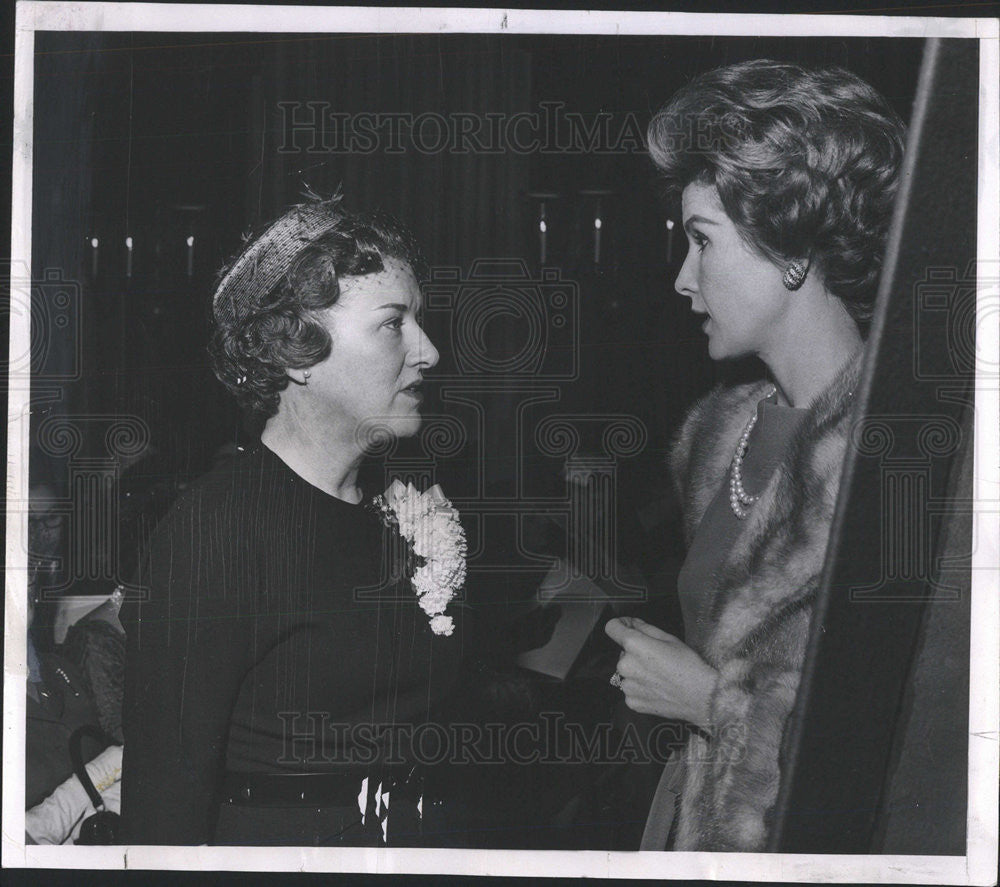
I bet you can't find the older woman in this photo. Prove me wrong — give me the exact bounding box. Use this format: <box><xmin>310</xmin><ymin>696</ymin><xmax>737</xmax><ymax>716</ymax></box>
<box><xmin>606</xmin><ymin>60</ymin><xmax>904</xmax><ymax>851</ymax></box>
<box><xmin>122</xmin><ymin>195</ymin><xmax>466</xmax><ymax>846</ymax></box>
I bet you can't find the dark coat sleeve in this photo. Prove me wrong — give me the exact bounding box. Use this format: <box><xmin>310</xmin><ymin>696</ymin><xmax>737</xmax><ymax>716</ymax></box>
<box><xmin>121</xmin><ymin>487</ymin><xmax>254</xmax><ymax>845</ymax></box>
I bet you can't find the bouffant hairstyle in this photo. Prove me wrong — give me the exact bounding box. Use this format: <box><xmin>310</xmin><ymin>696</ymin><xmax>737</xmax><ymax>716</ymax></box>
<box><xmin>209</xmin><ymin>194</ymin><xmax>426</xmax><ymax>418</ymax></box>
<box><xmin>647</xmin><ymin>59</ymin><xmax>905</xmax><ymax>329</ymax></box>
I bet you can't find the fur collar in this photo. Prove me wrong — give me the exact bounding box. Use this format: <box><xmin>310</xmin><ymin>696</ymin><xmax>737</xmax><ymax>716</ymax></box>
<box><xmin>669</xmin><ymin>353</ymin><xmax>864</xmax><ymax>664</ymax></box>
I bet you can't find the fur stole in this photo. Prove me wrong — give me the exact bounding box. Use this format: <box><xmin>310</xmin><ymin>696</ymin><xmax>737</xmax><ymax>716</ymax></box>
<box><xmin>669</xmin><ymin>354</ymin><xmax>863</xmax><ymax>852</ymax></box>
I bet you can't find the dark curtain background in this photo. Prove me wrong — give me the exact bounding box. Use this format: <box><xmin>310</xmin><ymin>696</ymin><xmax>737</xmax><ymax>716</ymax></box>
<box><xmin>29</xmin><ymin>32</ymin><xmax>924</xmax><ymax>605</ymax></box>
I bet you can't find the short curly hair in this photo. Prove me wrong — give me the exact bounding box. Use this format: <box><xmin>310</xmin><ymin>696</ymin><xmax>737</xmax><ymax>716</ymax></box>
<box><xmin>647</xmin><ymin>59</ymin><xmax>905</xmax><ymax>329</ymax></box>
<box><xmin>209</xmin><ymin>195</ymin><xmax>426</xmax><ymax>418</ymax></box>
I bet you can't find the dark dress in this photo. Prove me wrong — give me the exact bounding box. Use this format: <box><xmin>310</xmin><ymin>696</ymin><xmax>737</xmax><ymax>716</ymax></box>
<box><xmin>676</xmin><ymin>394</ymin><xmax>810</xmax><ymax>647</ymax></box>
<box><xmin>121</xmin><ymin>444</ymin><xmax>470</xmax><ymax>845</ymax></box>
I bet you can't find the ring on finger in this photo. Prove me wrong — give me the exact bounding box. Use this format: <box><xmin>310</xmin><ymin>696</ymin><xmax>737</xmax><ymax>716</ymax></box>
<box><xmin>609</xmin><ymin>672</ymin><xmax>624</xmax><ymax>690</ymax></box>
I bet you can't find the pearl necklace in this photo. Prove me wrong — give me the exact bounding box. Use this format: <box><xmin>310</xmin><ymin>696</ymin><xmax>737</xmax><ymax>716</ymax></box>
<box><xmin>729</xmin><ymin>384</ymin><xmax>776</xmax><ymax>520</ymax></box>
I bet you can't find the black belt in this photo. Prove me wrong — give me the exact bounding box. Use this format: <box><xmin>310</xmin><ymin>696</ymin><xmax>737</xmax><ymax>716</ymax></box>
<box><xmin>221</xmin><ymin>768</ymin><xmax>420</xmax><ymax>808</ymax></box>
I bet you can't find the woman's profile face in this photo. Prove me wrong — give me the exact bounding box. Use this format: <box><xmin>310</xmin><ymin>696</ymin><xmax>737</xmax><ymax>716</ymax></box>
<box><xmin>300</xmin><ymin>257</ymin><xmax>439</xmax><ymax>447</ymax></box>
<box><xmin>675</xmin><ymin>181</ymin><xmax>793</xmax><ymax>362</ymax></box>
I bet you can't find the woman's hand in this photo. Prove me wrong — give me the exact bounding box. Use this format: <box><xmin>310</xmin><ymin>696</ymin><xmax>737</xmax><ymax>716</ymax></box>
<box><xmin>605</xmin><ymin>616</ymin><xmax>718</xmax><ymax>729</ymax></box>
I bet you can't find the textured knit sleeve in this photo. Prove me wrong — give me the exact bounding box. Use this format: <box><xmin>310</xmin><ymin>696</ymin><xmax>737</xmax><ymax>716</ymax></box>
<box><xmin>121</xmin><ymin>485</ymin><xmax>255</xmax><ymax>845</ymax></box>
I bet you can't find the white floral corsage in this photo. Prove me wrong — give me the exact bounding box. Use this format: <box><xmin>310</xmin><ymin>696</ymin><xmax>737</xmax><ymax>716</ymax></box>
<box><xmin>370</xmin><ymin>480</ymin><xmax>467</xmax><ymax>636</ymax></box>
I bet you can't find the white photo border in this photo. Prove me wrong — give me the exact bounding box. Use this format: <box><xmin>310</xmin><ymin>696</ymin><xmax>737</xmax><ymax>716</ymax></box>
<box><xmin>5</xmin><ymin>4</ymin><xmax>998</xmax><ymax>882</ymax></box>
